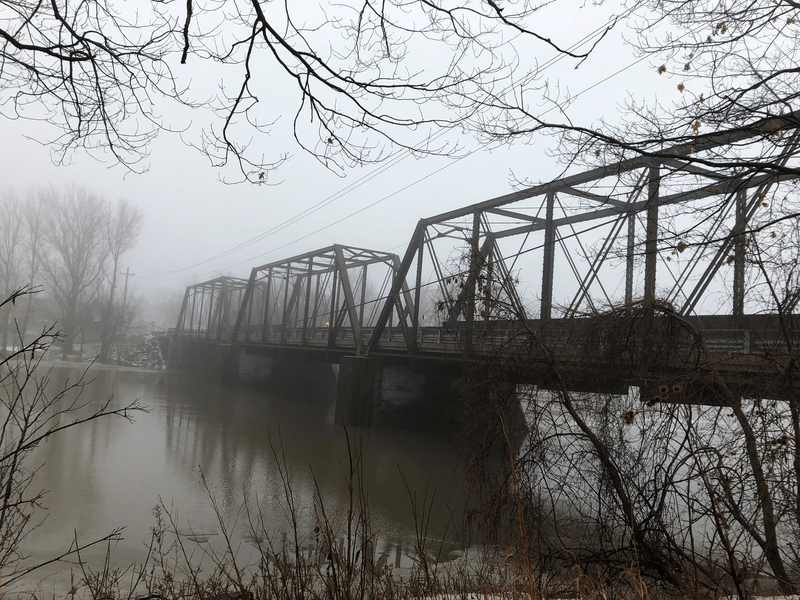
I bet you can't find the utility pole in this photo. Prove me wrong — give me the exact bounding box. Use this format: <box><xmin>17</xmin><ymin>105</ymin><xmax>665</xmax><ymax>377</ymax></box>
<box><xmin>117</xmin><ymin>267</ymin><xmax>135</xmax><ymax>364</ymax></box>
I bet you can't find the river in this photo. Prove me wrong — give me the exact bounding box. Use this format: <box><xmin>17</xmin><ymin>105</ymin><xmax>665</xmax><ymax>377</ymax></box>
<box><xmin>14</xmin><ymin>364</ymin><xmax>470</xmax><ymax>593</ymax></box>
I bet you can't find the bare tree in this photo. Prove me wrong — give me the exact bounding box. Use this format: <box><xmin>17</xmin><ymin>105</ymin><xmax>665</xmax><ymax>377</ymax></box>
<box><xmin>97</xmin><ymin>200</ymin><xmax>144</xmax><ymax>363</ymax></box>
<box><xmin>492</xmin><ymin>0</ymin><xmax>800</xmax><ymax>212</ymax></box>
<box><xmin>0</xmin><ymin>287</ymin><xmax>146</xmax><ymax>587</ymax></box>
<box><xmin>40</xmin><ymin>186</ymin><xmax>109</xmax><ymax>358</ymax></box>
<box><xmin>0</xmin><ymin>0</ymin><xmax>175</xmax><ymax>171</ymax></box>
<box><xmin>0</xmin><ymin>0</ymin><xmax>611</xmax><ymax>182</ymax></box>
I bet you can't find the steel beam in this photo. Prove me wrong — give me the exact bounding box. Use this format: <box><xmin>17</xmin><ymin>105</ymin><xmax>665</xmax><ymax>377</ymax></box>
<box><xmin>189</xmin><ymin>289</ymin><xmax>197</xmax><ymax>333</ymax></box>
<box><xmin>358</xmin><ymin>264</ymin><xmax>367</xmax><ymax>326</ymax></box>
<box><xmin>566</xmin><ymin>213</ymin><xmax>627</xmax><ymax>316</ymax></box>
<box><xmin>734</xmin><ymin>189</ymin><xmax>746</xmax><ymax>319</ymax></box>
<box><xmin>446</xmin><ymin>236</ymin><xmax>493</xmax><ymax>327</ymax></box>
<box><xmin>417</xmin><ymin>110</ymin><xmax>800</xmax><ymax>228</ymax></box>
<box><xmin>541</xmin><ymin>193</ymin><xmax>555</xmax><ymax>324</ymax></box>
<box><xmin>328</xmin><ymin>270</ymin><xmax>338</xmax><ymax>348</ymax></box>
<box><xmin>464</xmin><ymin>211</ymin><xmax>482</xmax><ymax>353</ymax></box>
<box><xmin>280</xmin><ymin>273</ymin><xmax>291</xmax><ymax>344</ymax></box>
<box><xmin>217</xmin><ymin>278</ymin><xmax>230</xmax><ymax>342</ymax></box>
<box><xmin>456</xmin><ymin>171</ymin><xmax>797</xmax><ymax>243</ymax></box>
<box><xmin>644</xmin><ymin>166</ymin><xmax>660</xmax><ymax>302</ymax></box>
<box><xmin>302</xmin><ymin>259</ymin><xmax>313</xmax><ymax>345</ymax></box>
<box><xmin>679</xmin><ymin>130</ymin><xmax>800</xmax><ymax>315</ymax></box>
<box><xmin>626</xmin><ymin>213</ymin><xmax>635</xmax><ymax>305</ymax></box>
<box><xmin>205</xmin><ymin>286</ymin><xmax>216</xmax><ymax>340</ymax></box>
<box><xmin>366</xmin><ymin>221</ymin><xmax>424</xmax><ymax>354</ymax></box>
<box><xmin>175</xmin><ymin>288</ymin><xmax>190</xmax><ymax>333</ymax></box>
<box><xmin>411</xmin><ymin>241</ymin><xmax>424</xmax><ymax>351</ymax></box>
<box><xmin>262</xmin><ymin>268</ymin><xmax>273</xmax><ymax>343</ymax></box>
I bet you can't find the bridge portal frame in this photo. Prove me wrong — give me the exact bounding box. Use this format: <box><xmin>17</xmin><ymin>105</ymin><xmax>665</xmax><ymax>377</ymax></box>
<box><xmin>175</xmin><ymin>276</ymin><xmax>251</xmax><ymax>342</ymax></box>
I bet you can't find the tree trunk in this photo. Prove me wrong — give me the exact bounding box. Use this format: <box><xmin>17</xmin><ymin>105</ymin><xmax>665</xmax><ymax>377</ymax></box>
<box><xmin>19</xmin><ymin>292</ymin><xmax>33</xmax><ymax>347</ymax></box>
<box><xmin>0</xmin><ymin>305</ymin><xmax>9</xmax><ymax>356</ymax></box>
<box><xmin>62</xmin><ymin>294</ymin><xmax>77</xmax><ymax>358</ymax></box>
<box><xmin>99</xmin><ymin>271</ymin><xmax>118</xmax><ymax>363</ymax></box>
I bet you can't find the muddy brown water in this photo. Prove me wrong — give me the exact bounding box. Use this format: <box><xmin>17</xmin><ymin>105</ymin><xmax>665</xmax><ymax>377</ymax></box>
<box><xmin>12</xmin><ymin>364</ymin><xmax>470</xmax><ymax>592</ymax></box>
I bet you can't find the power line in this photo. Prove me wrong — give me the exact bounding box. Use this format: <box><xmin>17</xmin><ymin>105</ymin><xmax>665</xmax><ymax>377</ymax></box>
<box><xmin>201</xmin><ymin>155</ymin><xmax>472</xmax><ymax>273</ymax></box>
<box><xmin>145</xmin><ymin>9</ymin><xmax>630</xmax><ymax>279</ymax></box>
<box><xmin>186</xmin><ymin>46</ymin><xmax>655</xmax><ymax>280</ymax></box>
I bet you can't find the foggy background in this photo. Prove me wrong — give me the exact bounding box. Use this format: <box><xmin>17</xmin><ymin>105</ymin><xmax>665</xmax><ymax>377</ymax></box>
<box><xmin>0</xmin><ymin>0</ymin><xmax>678</xmax><ymax>331</ymax></box>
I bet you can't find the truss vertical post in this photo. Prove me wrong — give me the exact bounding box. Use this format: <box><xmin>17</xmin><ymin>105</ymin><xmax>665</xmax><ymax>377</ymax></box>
<box><xmin>388</xmin><ymin>272</ymin><xmax>393</xmax><ymax>331</ymax></box>
<box><xmin>219</xmin><ymin>279</ymin><xmax>231</xmax><ymax>342</ymax></box>
<box><xmin>541</xmin><ymin>192</ymin><xmax>556</xmax><ymax>327</ymax></box>
<box><xmin>262</xmin><ymin>269</ymin><xmax>272</xmax><ymax>343</ymax></box>
<box><xmin>626</xmin><ymin>212</ymin><xmax>635</xmax><ymax>305</ymax></box>
<box><xmin>189</xmin><ymin>290</ymin><xmax>198</xmax><ymax>333</ymax></box>
<box><xmin>280</xmin><ymin>271</ymin><xmax>290</xmax><ymax>344</ymax></box>
<box><xmin>245</xmin><ymin>285</ymin><xmax>254</xmax><ymax>341</ymax></box>
<box><xmin>463</xmin><ymin>211</ymin><xmax>481</xmax><ymax>353</ymax></box>
<box><xmin>644</xmin><ymin>165</ymin><xmax>660</xmax><ymax>302</ymax></box>
<box><xmin>302</xmin><ymin>260</ymin><xmax>313</xmax><ymax>345</ymax></box>
<box><xmin>206</xmin><ymin>285</ymin><xmax>217</xmax><ymax>340</ymax></box>
<box><xmin>734</xmin><ymin>188</ymin><xmax>746</xmax><ymax>320</ymax></box>
<box><xmin>176</xmin><ymin>288</ymin><xmax>190</xmax><ymax>333</ymax></box>
<box><xmin>233</xmin><ymin>272</ymin><xmax>256</xmax><ymax>344</ymax></box>
<box><xmin>283</xmin><ymin>274</ymin><xmax>304</xmax><ymax>343</ymax></box>
<box><xmin>313</xmin><ymin>273</ymin><xmax>322</xmax><ymax>327</ymax></box>
<box><xmin>358</xmin><ymin>264</ymin><xmax>367</xmax><ymax>326</ymax></box>
<box><xmin>193</xmin><ymin>289</ymin><xmax>202</xmax><ymax>335</ymax></box>
<box><xmin>328</xmin><ymin>270</ymin><xmax>338</xmax><ymax>346</ymax></box>
<box><xmin>411</xmin><ymin>241</ymin><xmax>424</xmax><ymax>352</ymax></box>
<box><xmin>484</xmin><ymin>238</ymin><xmax>494</xmax><ymax>325</ymax></box>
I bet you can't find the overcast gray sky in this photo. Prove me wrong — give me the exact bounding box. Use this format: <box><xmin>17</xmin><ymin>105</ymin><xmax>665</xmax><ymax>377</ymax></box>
<box><xmin>0</xmin><ymin>0</ymin><xmax>679</xmax><ymax>306</ymax></box>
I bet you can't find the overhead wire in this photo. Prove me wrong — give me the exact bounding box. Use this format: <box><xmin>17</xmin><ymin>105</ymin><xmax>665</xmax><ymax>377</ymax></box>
<box><xmin>200</xmin><ymin>45</ymin><xmax>656</xmax><ymax>277</ymax></box>
<box><xmin>147</xmin><ymin>6</ymin><xmax>637</xmax><ymax>280</ymax></box>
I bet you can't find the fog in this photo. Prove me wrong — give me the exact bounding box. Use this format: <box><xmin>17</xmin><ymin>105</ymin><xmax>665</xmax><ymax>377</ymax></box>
<box><xmin>0</xmin><ymin>0</ymin><xmax>680</xmax><ymax>332</ymax></box>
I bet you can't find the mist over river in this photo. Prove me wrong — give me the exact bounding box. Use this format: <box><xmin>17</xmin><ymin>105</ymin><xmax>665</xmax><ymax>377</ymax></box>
<box><xmin>18</xmin><ymin>364</ymin><xmax>470</xmax><ymax>591</ymax></box>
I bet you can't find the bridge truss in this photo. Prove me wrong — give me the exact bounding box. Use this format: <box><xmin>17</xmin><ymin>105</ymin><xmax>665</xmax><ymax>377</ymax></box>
<box><xmin>366</xmin><ymin>113</ymin><xmax>800</xmax><ymax>354</ymax></box>
<box><xmin>176</xmin><ymin>245</ymin><xmax>411</xmax><ymax>352</ymax></box>
<box><xmin>175</xmin><ymin>276</ymin><xmax>251</xmax><ymax>342</ymax></box>
<box><xmin>173</xmin><ymin>113</ymin><xmax>800</xmax><ymax>360</ymax></box>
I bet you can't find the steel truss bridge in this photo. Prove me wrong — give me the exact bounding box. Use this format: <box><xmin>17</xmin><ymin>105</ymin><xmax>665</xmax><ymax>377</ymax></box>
<box><xmin>171</xmin><ymin>113</ymin><xmax>800</xmax><ymax>378</ymax></box>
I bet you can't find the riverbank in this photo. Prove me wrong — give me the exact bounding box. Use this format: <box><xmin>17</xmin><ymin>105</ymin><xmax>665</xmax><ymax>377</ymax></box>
<box><xmin>30</xmin><ymin>336</ymin><xmax>166</xmax><ymax>371</ymax></box>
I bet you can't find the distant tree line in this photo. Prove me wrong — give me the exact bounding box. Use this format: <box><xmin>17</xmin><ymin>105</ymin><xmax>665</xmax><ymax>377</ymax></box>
<box><xmin>0</xmin><ymin>186</ymin><xmax>144</xmax><ymax>361</ymax></box>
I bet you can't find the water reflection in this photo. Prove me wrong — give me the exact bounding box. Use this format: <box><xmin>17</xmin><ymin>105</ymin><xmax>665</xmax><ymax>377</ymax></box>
<box><xmin>21</xmin><ymin>365</ymin><xmax>468</xmax><ymax>581</ymax></box>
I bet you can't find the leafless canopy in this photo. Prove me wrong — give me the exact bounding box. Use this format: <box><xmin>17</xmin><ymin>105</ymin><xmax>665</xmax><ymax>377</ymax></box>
<box><xmin>508</xmin><ymin>0</ymin><xmax>800</xmax><ymax>183</ymax></box>
<box><xmin>0</xmin><ymin>0</ymin><xmax>610</xmax><ymax>182</ymax></box>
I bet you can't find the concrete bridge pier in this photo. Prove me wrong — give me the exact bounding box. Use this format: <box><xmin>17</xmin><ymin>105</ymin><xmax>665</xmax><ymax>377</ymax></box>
<box><xmin>335</xmin><ymin>356</ymin><xmax>526</xmax><ymax>449</ymax></box>
<box><xmin>335</xmin><ymin>356</ymin><xmax>381</xmax><ymax>426</ymax></box>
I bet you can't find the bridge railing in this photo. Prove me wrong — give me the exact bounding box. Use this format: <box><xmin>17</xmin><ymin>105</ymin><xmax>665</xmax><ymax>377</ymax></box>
<box><xmin>168</xmin><ymin>319</ymin><xmax>797</xmax><ymax>362</ymax></box>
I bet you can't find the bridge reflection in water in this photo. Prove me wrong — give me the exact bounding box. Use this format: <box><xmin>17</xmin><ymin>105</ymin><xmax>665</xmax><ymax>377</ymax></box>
<box><xmin>163</xmin><ymin>114</ymin><xmax>800</xmax><ymax>430</ymax></box>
